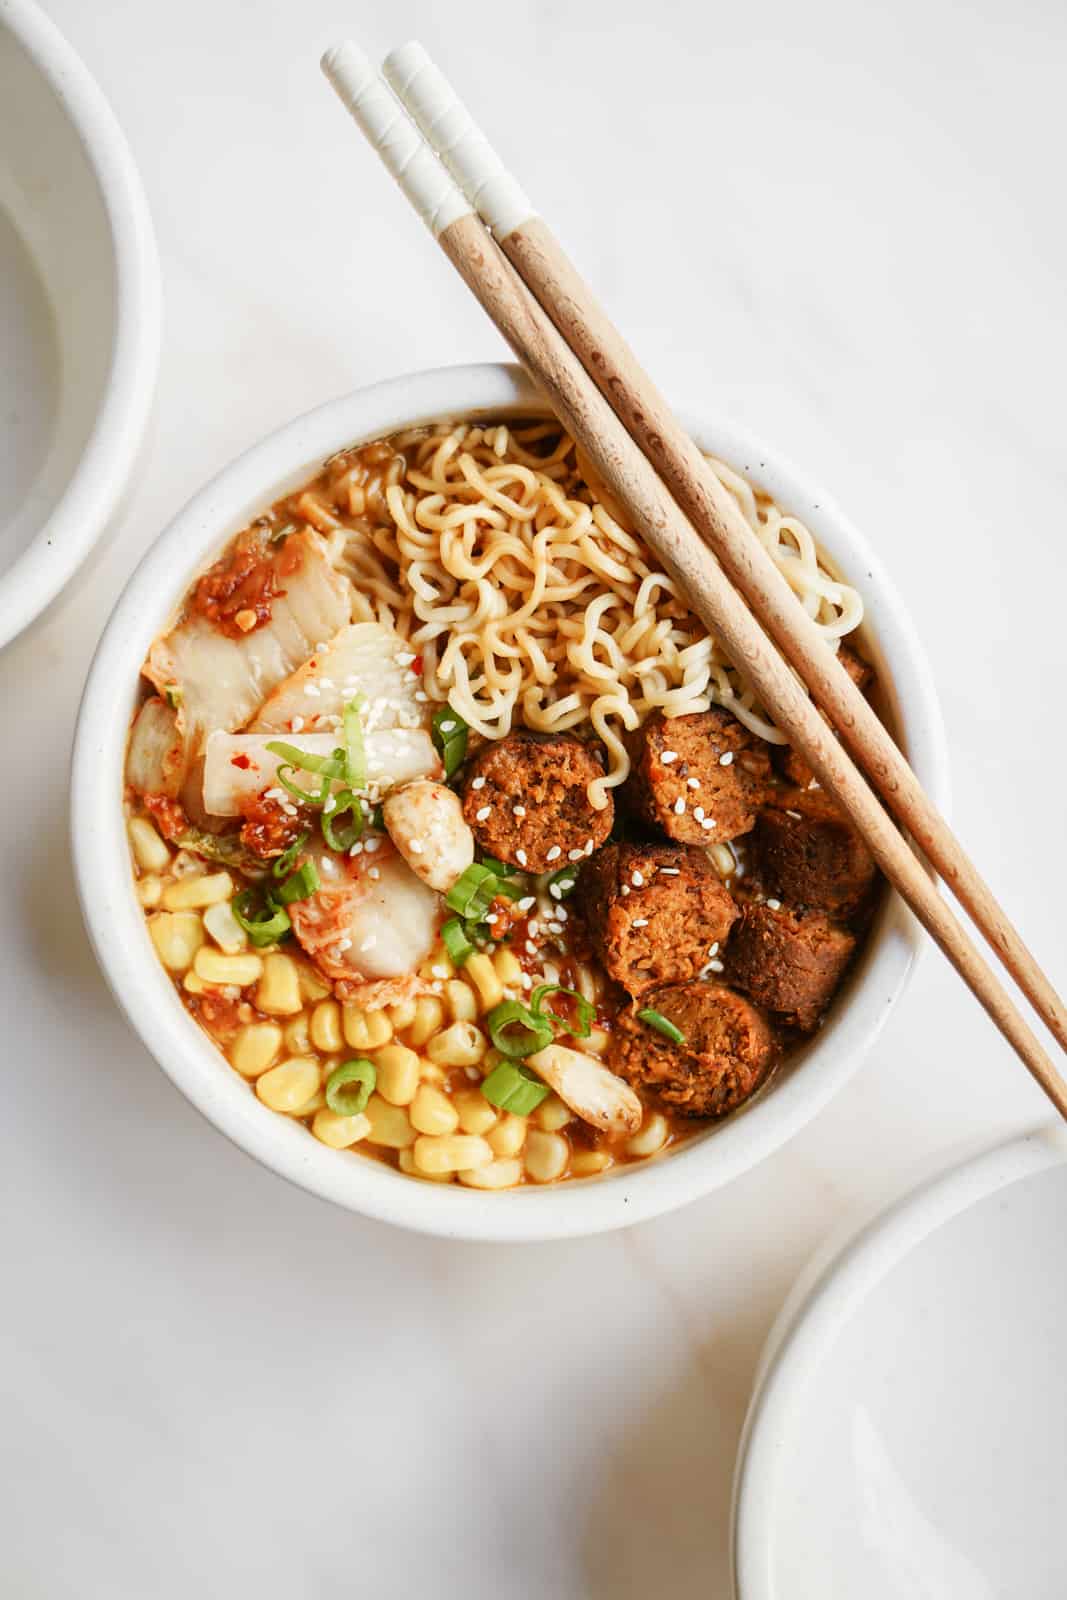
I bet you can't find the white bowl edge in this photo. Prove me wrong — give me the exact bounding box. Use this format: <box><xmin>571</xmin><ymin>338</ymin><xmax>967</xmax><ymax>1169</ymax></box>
<box><xmin>71</xmin><ymin>361</ymin><xmax>950</xmax><ymax>1243</ymax></box>
<box><xmin>0</xmin><ymin>0</ymin><xmax>161</xmax><ymax>649</ymax></box>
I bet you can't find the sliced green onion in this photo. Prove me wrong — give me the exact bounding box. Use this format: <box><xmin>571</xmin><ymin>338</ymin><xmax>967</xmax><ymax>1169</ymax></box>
<box><xmin>547</xmin><ymin>864</ymin><xmax>580</xmax><ymax>900</ymax></box>
<box><xmin>271</xmin><ymin>830</ymin><xmax>310</xmax><ymax>880</ymax></box>
<box><xmin>441</xmin><ymin>917</ymin><xmax>476</xmax><ymax>967</ymax></box>
<box><xmin>163</xmin><ymin>683</ymin><xmax>182</xmax><ymax>710</ymax></box>
<box><xmin>486</xmin><ymin>998</ymin><xmax>554</xmax><ymax>1059</ymax></box>
<box><xmin>369</xmin><ymin>803</ymin><xmax>384</xmax><ymax>832</ymax></box>
<box><xmin>231</xmin><ymin>889</ymin><xmax>291</xmax><ymax>947</ymax></box>
<box><xmin>342</xmin><ymin>696</ymin><xmax>366</xmax><ymax>789</ymax></box>
<box><xmin>636</xmin><ymin>1007</ymin><xmax>686</xmax><ymax>1046</ymax></box>
<box><xmin>321</xmin><ymin>789</ymin><xmax>362</xmax><ymax>853</ymax></box>
<box><xmin>274</xmin><ymin>763</ymin><xmax>331</xmax><ymax>807</ymax></box>
<box><xmin>480</xmin><ymin>855</ymin><xmax>518</xmax><ymax>878</ymax></box>
<box><xmin>445</xmin><ymin>862</ymin><xmax>500</xmax><ymax>920</ymax></box>
<box><xmin>325</xmin><ymin>1058</ymin><xmax>377</xmax><ymax>1117</ymax></box>
<box><xmin>273</xmin><ymin>860</ymin><xmax>320</xmax><ymax>905</ymax></box>
<box><xmin>493</xmin><ymin>875</ymin><xmax>526</xmax><ymax>901</ymax></box>
<box><xmin>530</xmin><ymin>983</ymin><xmax>595</xmax><ymax>1039</ymax></box>
<box><xmin>265</xmin><ymin>741</ymin><xmax>346</xmax><ymax>778</ymax></box>
<box><xmin>481</xmin><ymin>1060</ymin><xmax>551</xmax><ymax>1115</ymax></box>
<box><xmin>432</xmin><ymin>707</ymin><xmax>469</xmax><ymax>779</ymax></box>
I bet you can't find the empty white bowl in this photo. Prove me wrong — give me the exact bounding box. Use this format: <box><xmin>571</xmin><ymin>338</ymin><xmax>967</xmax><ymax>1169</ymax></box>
<box><xmin>0</xmin><ymin>0</ymin><xmax>160</xmax><ymax>648</ymax></box>
<box><xmin>72</xmin><ymin>362</ymin><xmax>949</xmax><ymax>1241</ymax></box>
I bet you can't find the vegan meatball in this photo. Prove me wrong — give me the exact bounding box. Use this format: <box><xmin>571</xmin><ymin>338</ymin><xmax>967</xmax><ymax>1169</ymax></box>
<box><xmin>621</xmin><ymin>708</ymin><xmax>772</xmax><ymax>844</ymax></box>
<box><xmin>461</xmin><ymin>731</ymin><xmax>613</xmax><ymax>872</ymax></box>
<box><xmin>612</xmin><ymin>981</ymin><xmax>774</xmax><ymax>1117</ymax></box>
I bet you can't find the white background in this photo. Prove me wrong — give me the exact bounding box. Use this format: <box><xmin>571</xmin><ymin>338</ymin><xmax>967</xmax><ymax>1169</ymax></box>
<box><xmin>3</xmin><ymin>1</ymin><xmax>1065</xmax><ymax>1594</ymax></box>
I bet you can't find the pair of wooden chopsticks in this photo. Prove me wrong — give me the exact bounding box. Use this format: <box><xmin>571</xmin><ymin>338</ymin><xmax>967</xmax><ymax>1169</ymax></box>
<box><xmin>320</xmin><ymin>42</ymin><xmax>1067</xmax><ymax>1115</ymax></box>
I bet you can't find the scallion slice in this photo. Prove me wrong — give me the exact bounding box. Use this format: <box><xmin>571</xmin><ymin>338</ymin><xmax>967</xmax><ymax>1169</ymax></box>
<box><xmin>321</xmin><ymin>789</ymin><xmax>362</xmax><ymax>853</ymax></box>
<box><xmin>273</xmin><ymin>860</ymin><xmax>320</xmax><ymax>905</ymax></box>
<box><xmin>271</xmin><ymin>829</ymin><xmax>310</xmax><ymax>880</ymax></box>
<box><xmin>445</xmin><ymin>862</ymin><xmax>500</xmax><ymax>921</ymax></box>
<box><xmin>441</xmin><ymin>917</ymin><xmax>476</xmax><ymax>967</ymax></box>
<box><xmin>481</xmin><ymin>1060</ymin><xmax>551</xmax><ymax>1115</ymax></box>
<box><xmin>530</xmin><ymin>983</ymin><xmax>595</xmax><ymax>1039</ymax></box>
<box><xmin>274</xmin><ymin>763</ymin><xmax>331</xmax><ymax>808</ymax></box>
<box><xmin>342</xmin><ymin>696</ymin><xmax>366</xmax><ymax>790</ymax></box>
<box><xmin>636</xmin><ymin>1007</ymin><xmax>686</xmax><ymax>1046</ymax></box>
<box><xmin>265</xmin><ymin>741</ymin><xmax>346</xmax><ymax>778</ymax></box>
<box><xmin>325</xmin><ymin>1058</ymin><xmax>377</xmax><ymax>1117</ymax></box>
<box><xmin>486</xmin><ymin>998</ymin><xmax>554</xmax><ymax>1059</ymax></box>
<box><xmin>231</xmin><ymin>890</ymin><xmax>291</xmax><ymax>947</ymax></box>
<box><xmin>432</xmin><ymin>706</ymin><xmax>469</xmax><ymax>779</ymax></box>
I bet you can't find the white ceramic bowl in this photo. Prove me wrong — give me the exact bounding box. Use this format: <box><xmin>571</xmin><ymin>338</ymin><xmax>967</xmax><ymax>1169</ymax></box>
<box><xmin>732</xmin><ymin>1123</ymin><xmax>1067</xmax><ymax>1598</ymax></box>
<box><xmin>0</xmin><ymin>0</ymin><xmax>160</xmax><ymax>649</ymax></box>
<box><xmin>71</xmin><ymin>363</ymin><xmax>949</xmax><ymax>1242</ymax></box>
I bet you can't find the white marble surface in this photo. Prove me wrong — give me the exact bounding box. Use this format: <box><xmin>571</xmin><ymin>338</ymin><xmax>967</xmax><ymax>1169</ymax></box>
<box><xmin>2</xmin><ymin>1</ymin><xmax>1065</xmax><ymax>1594</ymax></box>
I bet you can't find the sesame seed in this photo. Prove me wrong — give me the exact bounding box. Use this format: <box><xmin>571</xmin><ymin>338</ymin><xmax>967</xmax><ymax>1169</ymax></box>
<box><xmin>525</xmin><ymin>940</ymin><xmax>537</xmax><ymax>955</ymax></box>
<box><xmin>786</xmin><ymin>809</ymin><xmax>802</xmax><ymax>820</ymax></box>
<box><xmin>464</xmin><ymin>1065</ymin><xmax>481</xmax><ymax>1080</ymax></box>
<box><xmin>700</xmin><ymin>817</ymin><xmax>716</xmax><ymax>831</ymax></box>
<box><xmin>304</xmin><ymin>684</ymin><xmax>321</xmax><ymax>698</ymax></box>
<box><xmin>659</xmin><ymin>867</ymin><xmax>680</xmax><ymax>876</ymax></box>
<box><xmin>431</xmin><ymin>964</ymin><xmax>450</xmax><ymax>979</ymax></box>
<box><xmin>291</xmin><ymin>716</ymin><xmax>304</xmax><ymax>733</ymax></box>
<box><xmin>546</xmin><ymin>845</ymin><xmax>562</xmax><ymax>862</ymax></box>
<box><xmin>555</xmin><ymin>907</ymin><xmax>568</xmax><ymax>923</ymax></box>
<box><xmin>471</xmin><ymin>776</ymin><xmax>486</xmax><ymax>790</ymax></box>
<box><xmin>621</xmin><ymin>885</ymin><xmax>631</xmax><ymax>896</ymax></box>
<box><xmin>687</xmin><ymin>777</ymin><xmax>700</xmax><ymax>789</ymax></box>
<box><xmin>709</xmin><ymin>942</ymin><xmax>720</xmax><ymax>957</ymax></box>
<box><xmin>364</xmin><ymin>837</ymin><xmax>381</xmax><ymax>853</ymax></box>
<box><xmin>521</xmin><ymin>974</ymin><xmax>533</xmax><ymax>990</ymax></box>
<box><xmin>516</xmin><ymin>849</ymin><xmax>528</xmax><ymax>867</ymax></box>
<box><xmin>517</xmin><ymin>896</ymin><xmax>536</xmax><ymax>912</ymax></box>
<box><xmin>323</xmin><ymin>795</ymin><xmax>337</xmax><ymax>814</ymax></box>
<box><xmin>408</xmin><ymin>839</ymin><xmax>424</xmax><ymax>854</ymax></box>
<box><xmin>395</xmin><ymin>651</ymin><xmax>416</xmax><ymax>666</ymax></box>
<box><xmin>360</xmin><ymin>935</ymin><xmax>377</xmax><ymax>952</ymax></box>
<box><xmin>660</xmin><ymin>750</ymin><xmax>678</xmax><ymax>764</ymax></box>
<box><xmin>338</xmin><ymin>938</ymin><xmax>353</xmax><ymax>953</ymax></box>
<box><xmin>485</xmin><ymin>913</ymin><xmax>498</xmax><ymax>925</ymax></box>
<box><xmin>719</xmin><ymin>751</ymin><xmax>734</xmax><ymax>766</ymax></box>
<box><xmin>767</xmin><ymin>898</ymin><xmax>782</xmax><ymax>910</ymax></box>
<box><xmin>475</xmin><ymin>805</ymin><xmax>492</xmax><ymax>822</ymax></box>
<box><xmin>528</xmin><ymin>920</ymin><xmax>540</xmax><ymax>935</ymax></box>
<box><xmin>568</xmin><ymin>848</ymin><xmax>584</xmax><ymax>862</ymax></box>
<box><xmin>264</xmin><ymin>787</ymin><xmax>286</xmax><ymax>802</ymax></box>
<box><xmin>708</xmin><ymin>958</ymin><xmax>724</xmax><ymax>973</ymax></box>
<box><xmin>694</xmin><ymin>806</ymin><xmax>705</xmax><ymax>821</ymax></box>
<box><xmin>549</xmin><ymin>884</ymin><xmax>562</xmax><ymax>900</ymax></box>
<box><xmin>673</xmin><ymin>797</ymin><xmax>686</xmax><ymax>815</ymax></box>
<box><xmin>319</xmin><ymin>677</ymin><xmax>335</xmax><ymax>690</ymax></box>
<box><xmin>439</xmin><ymin>719</ymin><xmax>457</xmax><ymax>733</ymax></box>
<box><xmin>631</xmin><ymin>871</ymin><xmax>644</xmax><ymax>886</ymax></box>
<box><xmin>513</xmin><ymin>806</ymin><xmax>526</xmax><ymax>818</ymax></box>
<box><xmin>633</xmin><ymin>917</ymin><xmax>649</xmax><ymax>928</ymax></box>
<box><xmin>369</xmin><ymin>867</ymin><xmax>380</xmax><ymax>881</ymax></box>
<box><xmin>349</xmin><ymin>841</ymin><xmax>363</xmax><ymax>856</ymax></box>
<box><xmin>414</xmin><ymin>690</ymin><xmax>429</xmax><ymax>703</ymax></box>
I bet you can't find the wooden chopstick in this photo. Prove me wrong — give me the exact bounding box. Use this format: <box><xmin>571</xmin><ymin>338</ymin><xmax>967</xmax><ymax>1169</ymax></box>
<box><xmin>382</xmin><ymin>41</ymin><xmax>1067</xmax><ymax>1061</ymax></box>
<box><xmin>320</xmin><ymin>44</ymin><xmax>1067</xmax><ymax>1117</ymax></box>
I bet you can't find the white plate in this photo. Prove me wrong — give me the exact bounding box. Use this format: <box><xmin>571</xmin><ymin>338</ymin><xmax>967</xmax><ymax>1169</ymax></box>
<box><xmin>733</xmin><ymin>1124</ymin><xmax>1067</xmax><ymax>1598</ymax></box>
<box><xmin>0</xmin><ymin>0</ymin><xmax>160</xmax><ymax>648</ymax></box>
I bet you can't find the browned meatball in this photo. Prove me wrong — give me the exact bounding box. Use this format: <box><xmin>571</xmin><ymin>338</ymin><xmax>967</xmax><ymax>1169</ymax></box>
<box><xmin>621</xmin><ymin>708</ymin><xmax>772</xmax><ymax>844</ymax></box>
<box><xmin>725</xmin><ymin>902</ymin><xmax>856</xmax><ymax>1031</ymax></box>
<box><xmin>752</xmin><ymin>787</ymin><xmax>877</xmax><ymax>917</ymax></box>
<box><xmin>578</xmin><ymin>842</ymin><xmax>738</xmax><ymax>997</ymax></box>
<box><xmin>777</xmin><ymin>644</ymin><xmax>873</xmax><ymax>788</ymax></box>
<box><xmin>461</xmin><ymin>732</ymin><xmax>613</xmax><ymax>872</ymax></box>
<box><xmin>612</xmin><ymin>982</ymin><xmax>774</xmax><ymax>1117</ymax></box>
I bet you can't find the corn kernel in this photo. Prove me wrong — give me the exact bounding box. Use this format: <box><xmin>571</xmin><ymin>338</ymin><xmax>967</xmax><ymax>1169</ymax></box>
<box><xmin>465</xmin><ymin>951</ymin><xmax>504</xmax><ymax>1011</ymax></box>
<box><xmin>443</xmin><ymin>978</ymin><xmax>478</xmax><ymax>1023</ymax></box>
<box><xmin>534</xmin><ymin>1094</ymin><xmax>573</xmax><ymax>1132</ymax></box>
<box><xmin>570</xmin><ymin>1150</ymin><xmax>612</xmax><ymax>1177</ymax></box>
<box><xmin>310</xmin><ymin>999</ymin><xmax>343</xmax><ymax>1053</ymax></box>
<box><xmin>256</xmin><ymin>1057</ymin><xmax>321</xmax><ymax>1114</ymax></box>
<box><xmin>410</xmin><ymin>1083</ymin><xmax>460</xmax><ymax>1136</ymax></box>
<box><xmin>412</xmin><ymin>1133</ymin><xmax>493</xmax><ymax>1175</ymax></box>
<box><xmin>492</xmin><ymin>948</ymin><xmax>523</xmax><ymax>988</ymax></box>
<box><xmin>404</xmin><ymin>995</ymin><xmax>444</xmax><ymax>1047</ymax></box>
<box><xmin>298</xmin><ymin>964</ymin><xmax>331</xmax><ymax>1003</ymax></box>
<box><xmin>202</xmin><ymin>899</ymin><xmax>247</xmax><ymax>953</ymax></box>
<box><xmin>148</xmin><ymin>911</ymin><xmax>204</xmax><ymax>973</ymax></box>
<box><xmin>388</xmin><ymin>996</ymin><xmax>418</xmax><ymax>1032</ymax></box>
<box><xmin>458</xmin><ymin>1157</ymin><xmax>522</xmax><ymax>1190</ymax></box>
<box><xmin>284</xmin><ymin>1013</ymin><xmax>311</xmax><ymax>1055</ymax></box>
<box><xmin>425</xmin><ymin>1021</ymin><xmax>487</xmax><ymax>1068</ymax></box>
<box><xmin>128</xmin><ymin>816</ymin><xmax>171</xmax><ymax>873</ymax></box>
<box><xmin>256</xmin><ymin>953</ymin><xmax>303</xmax><ymax>1016</ymax></box>
<box><xmin>363</xmin><ymin>1093</ymin><xmax>416</xmax><ymax>1149</ymax></box>
<box><xmin>398</xmin><ymin>1147</ymin><xmax>452</xmax><ymax>1182</ymax></box>
<box><xmin>524</xmin><ymin>1129</ymin><xmax>569</xmax><ymax>1183</ymax></box>
<box><xmin>161</xmin><ymin>871</ymin><xmax>233</xmax><ymax>911</ymax></box>
<box><xmin>488</xmin><ymin>1112</ymin><xmax>527</xmax><ymax>1156</ymax></box>
<box><xmin>709</xmin><ymin>842</ymin><xmax>735</xmax><ymax>879</ymax></box>
<box><xmin>625</xmin><ymin>1113</ymin><xmax>668</xmax><ymax>1159</ymax></box>
<box><xmin>193</xmin><ymin>948</ymin><xmax>263</xmax><ymax>988</ymax></box>
<box><xmin>229</xmin><ymin>1023</ymin><xmax>283</xmax><ymax>1079</ymax></box>
<box><xmin>136</xmin><ymin>875</ymin><xmax>162</xmax><ymax>908</ymax></box>
<box><xmin>373</xmin><ymin>1042</ymin><xmax>420</xmax><ymax>1106</ymax></box>
<box><xmin>311</xmin><ymin>1108</ymin><xmax>371</xmax><ymax>1148</ymax></box>
<box><xmin>343</xmin><ymin>1004</ymin><xmax>393</xmax><ymax>1051</ymax></box>
<box><xmin>453</xmin><ymin>1089</ymin><xmax>497</xmax><ymax>1136</ymax></box>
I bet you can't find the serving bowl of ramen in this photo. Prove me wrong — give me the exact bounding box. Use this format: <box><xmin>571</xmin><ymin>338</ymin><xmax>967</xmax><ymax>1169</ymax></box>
<box><xmin>72</xmin><ymin>363</ymin><xmax>948</xmax><ymax>1241</ymax></box>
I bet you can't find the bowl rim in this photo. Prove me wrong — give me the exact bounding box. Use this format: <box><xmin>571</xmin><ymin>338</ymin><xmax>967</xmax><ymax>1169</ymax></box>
<box><xmin>71</xmin><ymin>360</ymin><xmax>950</xmax><ymax>1242</ymax></box>
<box><xmin>0</xmin><ymin>0</ymin><xmax>161</xmax><ymax>650</ymax></box>
<box><xmin>730</xmin><ymin>1120</ymin><xmax>1067</xmax><ymax>1597</ymax></box>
